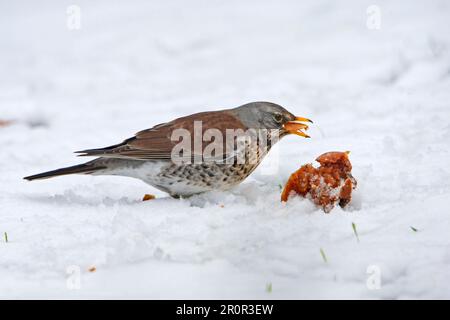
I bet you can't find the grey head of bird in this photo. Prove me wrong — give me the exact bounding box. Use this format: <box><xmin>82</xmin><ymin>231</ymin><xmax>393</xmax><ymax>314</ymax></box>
<box><xmin>230</xmin><ymin>101</ymin><xmax>313</xmax><ymax>138</ymax></box>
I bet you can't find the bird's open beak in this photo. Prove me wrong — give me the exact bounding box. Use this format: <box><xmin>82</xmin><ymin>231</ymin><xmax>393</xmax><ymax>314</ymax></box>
<box><xmin>283</xmin><ymin>116</ymin><xmax>313</xmax><ymax>138</ymax></box>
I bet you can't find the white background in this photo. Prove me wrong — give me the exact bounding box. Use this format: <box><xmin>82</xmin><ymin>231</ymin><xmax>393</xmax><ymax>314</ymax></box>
<box><xmin>1</xmin><ymin>0</ymin><xmax>450</xmax><ymax>298</ymax></box>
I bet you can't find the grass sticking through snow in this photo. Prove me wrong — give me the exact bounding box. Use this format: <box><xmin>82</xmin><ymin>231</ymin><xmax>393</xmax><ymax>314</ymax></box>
<box><xmin>352</xmin><ymin>222</ymin><xmax>360</xmax><ymax>243</ymax></box>
<box><xmin>4</xmin><ymin>232</ymin><xmax>8</xmax><ymax>243</ymax></box>
<box><xmin>320</xmin><ymin>248</ymin><xmax>328</xmax><ymax>263</ymax></box>
<box><xmin>266</xmin><ymin>282</ymin><xmax>272</xmax><ymax>293</ymax></box>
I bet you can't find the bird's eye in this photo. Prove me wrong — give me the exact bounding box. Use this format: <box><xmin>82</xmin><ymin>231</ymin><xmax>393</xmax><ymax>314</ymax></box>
<box><xmin>273</xmin><ymin>113</ymin><xmax>283</xmax><ymax>123</ymax></box>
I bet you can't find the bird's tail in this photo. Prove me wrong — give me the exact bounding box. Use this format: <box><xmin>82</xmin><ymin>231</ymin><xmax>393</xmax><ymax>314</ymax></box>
<box><xmin>24</xmin><ymin>161</ymin><xmax>106</xmax><ymax>181</ymax></box>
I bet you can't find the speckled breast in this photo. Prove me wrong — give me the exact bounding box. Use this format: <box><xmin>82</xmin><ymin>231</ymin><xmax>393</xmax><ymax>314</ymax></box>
<box><xmin>152</xmin><ymin>137</ymin><xmax>272</xmax><ymax>197</ymax></box>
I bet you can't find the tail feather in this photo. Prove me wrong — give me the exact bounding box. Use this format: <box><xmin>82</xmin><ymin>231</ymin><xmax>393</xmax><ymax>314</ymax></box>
<box><xmin>74</xmin><ymin>138</ymin><xmax>133</xmax><ymax>157</ymax></box>
<box><xmin>24</xmin><ymin>163</ymin><xmax>106</xmax><ymax>181</ymax></box>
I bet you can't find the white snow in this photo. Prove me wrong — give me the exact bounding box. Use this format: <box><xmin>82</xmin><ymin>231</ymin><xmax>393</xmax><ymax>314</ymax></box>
<box><xmin>1</xmin><ymin>0</ymin><xmax>450</xmax><ymax>299</ymax></box>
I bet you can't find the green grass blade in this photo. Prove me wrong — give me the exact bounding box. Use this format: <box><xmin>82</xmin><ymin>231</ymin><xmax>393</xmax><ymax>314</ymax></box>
<box><xmin>352</xmin><ymin>222</ymin><xmax>360</xmax><ymax>242</ymax></box>
<box><xmin>320</xmin><ymin>248</ymin><xmax>328</xmax><ymax>263</ymax></box>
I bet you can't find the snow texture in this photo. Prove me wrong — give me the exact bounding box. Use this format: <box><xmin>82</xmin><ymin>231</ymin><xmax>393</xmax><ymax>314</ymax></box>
<box><xmin>1</xmin><ymin>0</ymin><xmax>450</xmax><ymax>299</ymax></box>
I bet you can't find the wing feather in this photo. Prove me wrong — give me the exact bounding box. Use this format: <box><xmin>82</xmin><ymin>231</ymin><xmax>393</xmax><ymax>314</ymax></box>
<box><xmin>76</xmin><ymin>110</ymin><xmax>247</xmax><ymax>162</ymax></box>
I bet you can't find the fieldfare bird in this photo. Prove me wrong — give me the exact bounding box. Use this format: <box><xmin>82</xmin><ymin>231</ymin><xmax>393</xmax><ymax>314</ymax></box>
<box><xmin>24</xmin><ymin>102</ymin><xmax>312</xmax><ymax>197</ymax></box>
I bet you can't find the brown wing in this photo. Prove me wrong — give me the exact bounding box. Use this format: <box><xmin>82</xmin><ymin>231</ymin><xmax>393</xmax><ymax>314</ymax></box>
<box><xmin>76</xmin><ymin>110</ymin><xmax>247</xmax><ymax>161</ymax></box>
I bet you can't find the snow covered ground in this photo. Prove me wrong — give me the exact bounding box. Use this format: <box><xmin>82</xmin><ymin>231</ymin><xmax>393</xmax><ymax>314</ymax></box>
<box><xmin>1</xmin><ymin>0</ymin><xmax>450</xmax><ymax>299</ymax></box>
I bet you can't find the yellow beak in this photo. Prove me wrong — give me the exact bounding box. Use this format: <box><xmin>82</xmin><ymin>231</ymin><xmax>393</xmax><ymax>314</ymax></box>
<box><xmin>283</xmin><ymin>116</ymin><xmax>313</xmax><ymax>138</ymax></box>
